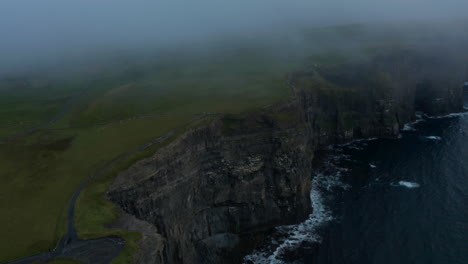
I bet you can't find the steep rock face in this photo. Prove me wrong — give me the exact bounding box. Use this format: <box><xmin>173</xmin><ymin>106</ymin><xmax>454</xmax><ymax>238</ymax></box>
<box><xmin>108</xmin><ymin>112</ymin><xmax>312</xmax><ymax>264</ymax></box>
<box><xmin>292</xmin><ymin>49</ymin><xmax>466</xmax><ymax>144</ymax></box>
<box><xmin>107</xmin><ymin>49</ymin><xmax>465</xmax><ymax>264</ymax></box>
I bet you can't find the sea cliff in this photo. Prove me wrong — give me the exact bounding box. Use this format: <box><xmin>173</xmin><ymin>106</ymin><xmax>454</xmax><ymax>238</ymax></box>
<box><xmin>107</xmin><ymin>48</ymin><xmax>466</xmax><ymax>264</ymax></box>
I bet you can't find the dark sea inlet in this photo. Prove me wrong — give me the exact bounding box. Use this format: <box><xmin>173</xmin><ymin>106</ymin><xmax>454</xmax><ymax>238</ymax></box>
<box><xmin>246</xmin><ymin>97</ymin><xmax>468</xmax><ymax>264</ymax></box>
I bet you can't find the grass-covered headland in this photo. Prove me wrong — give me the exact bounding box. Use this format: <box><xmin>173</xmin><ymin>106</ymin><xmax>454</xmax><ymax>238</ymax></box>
<box><xmin>1</xmin><ymin>23</ymin><xmax>466</xmax><ymax>263</ymax></box>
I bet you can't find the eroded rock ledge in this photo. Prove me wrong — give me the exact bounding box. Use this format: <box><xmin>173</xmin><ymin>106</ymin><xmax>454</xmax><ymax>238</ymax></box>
<box><xmin>109</xmin><ymin>108</ymin><xmax>312</xmax><ymax>263</ymax></box>
<box><xmin>107</xmin><ymin>49</ymin><xmax>466</xmax><ymax>264</ymax></box>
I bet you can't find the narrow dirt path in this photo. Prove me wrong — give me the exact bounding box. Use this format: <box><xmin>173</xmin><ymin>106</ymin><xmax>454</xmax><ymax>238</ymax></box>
<box><xmin>43</xmin><ymin>113</ymin><xmax>213</xmax><ymax>131</ymax></box>
<box><xmin>0</xmin><ymin>90</ymin><xmax>86</xmax><ymax>144</ymax></box>
<box><xmin>4</xmin><ymin>113</ymin><xmax>218</xmax><ymax>264</ymax></box>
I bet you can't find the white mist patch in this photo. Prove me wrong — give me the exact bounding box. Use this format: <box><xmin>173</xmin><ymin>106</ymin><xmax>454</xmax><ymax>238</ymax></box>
<box><xmin>425</xmin><ymin>136</ymin><xmax>442</xmax><ymax>141</ymax></box>
<box><xmin>391</xmin><ymin>181</ymin><xmax>420</xmax><ymax>188</ymax></box>
<box><xmin>369</xmin><ymin>163</ymin><xmax>377</xmax><ymax>168</ymax></box>
<box><xmin>244</xmin><ymin>160</ymin><xmax>349</xmax><ymax>264</ymax></box>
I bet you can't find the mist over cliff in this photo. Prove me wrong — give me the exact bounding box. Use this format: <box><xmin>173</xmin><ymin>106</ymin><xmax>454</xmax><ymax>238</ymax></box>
<box><xmin>1</xmin><ymin>0</ymin><xmax>467</xmax><ymax>75</ymax></box>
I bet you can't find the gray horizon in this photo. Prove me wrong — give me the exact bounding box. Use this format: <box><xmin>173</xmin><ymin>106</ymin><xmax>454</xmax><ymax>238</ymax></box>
<box><xmin>1</xmin><ymin>0</ymin><xmax>467</xmax><ymax>74</ymax></box>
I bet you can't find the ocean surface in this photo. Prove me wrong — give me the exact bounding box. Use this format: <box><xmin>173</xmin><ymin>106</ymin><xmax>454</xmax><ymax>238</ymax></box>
<box><xmin>245</xmin><ymin>98</ymin><xmax>468</xmax><ymax>264</ymax></box>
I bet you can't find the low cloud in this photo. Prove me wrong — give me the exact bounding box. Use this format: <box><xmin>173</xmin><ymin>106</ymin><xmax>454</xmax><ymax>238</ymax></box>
<box><xmin>0</xmin><ymin>0</ymin><xmax>467</xmax><ymax>74</ymax></box>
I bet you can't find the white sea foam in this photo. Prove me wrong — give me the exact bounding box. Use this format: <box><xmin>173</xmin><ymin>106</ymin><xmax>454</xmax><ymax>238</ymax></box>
<box><xmin>426</xmin><ymin>111</ymin><xmax>468</xmax><ymax>119</ymax></box>
<box><xmin>425</xmin><ymin>136</ymin><xmax>442</xmax><ymax>141</ymax></box>
<box><xmin>401</xmin><ymin>114</ymin><xmax>425</xmax><ymax>131</ymax></box>
<box><xmin>399</xmin><ymin>181</ymin><xmax>420</xmax><ymax>188</ymax></box>
<box><xmin>403</xmin><ymin>110</ymin><xmax>467</xmax><ymax>136</ymax></box>
<box><xmin>402</xmin><ymin>123</ymin><xmax>417</xmax><ymax>131</ymax></box>
<box><xmin>243</xmin><ymin>184</ymin><xmax>333</xmax><ymax>264</ymax></box>
<box><xmin>338</xmin><ymin>137</ymin><xmax>377</xmax><ymax>148</ymax></box>
<box><xmin>244</xmin><ymin>157</ymin><xmax>349</xmax><ymax>264</ymax></box>
<box><xmin>392</xmin><ymin>181</ymin><xmax>420</xmax><ymax>188</ymax></box>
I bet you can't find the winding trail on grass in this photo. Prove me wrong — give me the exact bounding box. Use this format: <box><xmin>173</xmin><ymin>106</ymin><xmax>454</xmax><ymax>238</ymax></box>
<box><xmin>0</xmin><ymin>90</ymin><xmax>86</xmax><ymax>144</ymax></box>
<box><xmin>3</xmin><ymin>113</ymin><xmax>219</xmax><ymax>264</ymax></box>
<box><xmin>43</xmin><ymin>113</ymin><xmax>206</xmax><ymax>131</ymax></box>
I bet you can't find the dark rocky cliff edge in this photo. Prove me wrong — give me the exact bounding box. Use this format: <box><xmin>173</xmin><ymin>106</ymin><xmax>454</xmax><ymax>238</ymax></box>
<box><xmin>107</xmin><ymin>49</ymin><xmax>466</xmax><ymax>264</ymax></box>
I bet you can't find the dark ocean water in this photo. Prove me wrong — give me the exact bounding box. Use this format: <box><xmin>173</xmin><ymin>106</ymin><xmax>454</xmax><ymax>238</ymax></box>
<box><xmin>246</xmin><ymin>97</ymin><xmax>468</xmax><ymax>264</ymax></box>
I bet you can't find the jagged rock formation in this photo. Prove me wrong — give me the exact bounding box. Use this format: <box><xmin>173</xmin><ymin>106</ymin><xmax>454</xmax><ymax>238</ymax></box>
<box><xmin>108</xmin><ymin>109</ymin><xmax>312</xmax><ymax>264</ymax></box>
<box><xmin>107</xmin><ymin>49</ymin><xmax>466</xmax><ymax>264</ymax></box>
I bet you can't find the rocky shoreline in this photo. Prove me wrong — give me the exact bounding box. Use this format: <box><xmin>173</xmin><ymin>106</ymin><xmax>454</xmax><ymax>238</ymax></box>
<box><xmin>107</xmin><ymin>49</ymin><xmax>466</xmax><ymax>264</ymax></box>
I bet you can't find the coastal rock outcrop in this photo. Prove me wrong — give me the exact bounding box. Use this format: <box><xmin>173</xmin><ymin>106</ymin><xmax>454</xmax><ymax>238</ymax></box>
<box><xmin>108</xmin><ymin>110</ymin><xmax>312</xmax><ymax>264</ymax></box>
<box><xmin>107</xmin><ymin>48</ymin><xmax>465</xmax><ymax>264</ymax></box>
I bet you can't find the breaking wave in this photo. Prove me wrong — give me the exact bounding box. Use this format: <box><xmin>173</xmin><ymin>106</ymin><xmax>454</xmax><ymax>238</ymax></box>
<box><xmin>425</xmin><ymin>136</ymin><xmax>442</xmax><ymax>141</ymax></box>
<box><xmin>243</xmin><ymin>185</ymin><xmax>332</xmax><ymax>264</ymax></box>
<box><xmin>391</xmin><ymin>181</ymin><xmax>420</xmax><ymax>188</ymax></box>
<box><xmin>426</xmin><ymin>111</ymin><xmax>468</xmax><ymax>119</ymax></box>
<box><xmin>244</xmin><ymin>151</ymin><xmax>351</xmax><ymax>264</ymax></box>
<box><xmin>402</xmin><ymin>112</ymin><xmax>425</xmax><ymax>131</ymax></box>
<box><xmin>402</xmin><ymin>111</ymin><xmax>467</xmax><ymax>133</ymax></box>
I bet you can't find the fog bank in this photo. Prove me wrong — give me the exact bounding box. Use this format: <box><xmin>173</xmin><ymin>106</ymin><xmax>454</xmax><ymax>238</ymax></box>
<box><xmin>1</xmin><ymin>0</ymin><xmax>467</xmax><ymax>74</ymax></box>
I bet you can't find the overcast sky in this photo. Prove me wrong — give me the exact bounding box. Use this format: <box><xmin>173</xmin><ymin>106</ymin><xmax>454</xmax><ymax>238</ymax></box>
<box><xmin>0</xmin><ymin>0</ymin><xmax>467</xmax><ymax>73</ymax></box>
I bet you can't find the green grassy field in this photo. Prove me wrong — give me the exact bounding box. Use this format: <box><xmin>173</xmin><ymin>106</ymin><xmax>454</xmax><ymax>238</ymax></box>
<box><xmin>1</xmin><ymin>22</ymin><xmax>454</xmax><ymax>262</ymax></box>
<box><xmin>46</xmin><ymin>259</ymin><xmax>82</xmax><ymax>264</ymax></box>
<box><xmin>0</xmin><ymin>43</ymin><xmax>307</xmax><ymax>262</ymax></box>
